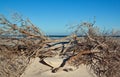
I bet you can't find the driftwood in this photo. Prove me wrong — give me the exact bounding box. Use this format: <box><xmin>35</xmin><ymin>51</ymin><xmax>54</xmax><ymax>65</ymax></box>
<box><xmin>0</xmin><ymin>14</ymin><xmax>120</xmax><ymax>77</ymax></box>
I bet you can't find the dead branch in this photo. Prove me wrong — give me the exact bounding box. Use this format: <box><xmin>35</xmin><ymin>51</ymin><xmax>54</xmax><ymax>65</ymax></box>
<box><xmin>0</xmin><ymin>14</ymin><xmax>120</xmax><ymax>77</ymax></box>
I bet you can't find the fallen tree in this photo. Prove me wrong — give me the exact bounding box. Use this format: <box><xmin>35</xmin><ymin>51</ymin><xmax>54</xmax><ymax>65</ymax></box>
<box><xmin>0</xmin><ymin>14</ymin><xmax>120</xmax><ymax>77</ymax></box>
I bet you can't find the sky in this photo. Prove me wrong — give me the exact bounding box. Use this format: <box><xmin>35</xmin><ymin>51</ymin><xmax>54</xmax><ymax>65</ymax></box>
<box><xmin>0</xmin><ymin>0</ymin><xmax>120</xmax><ymax>35</ymax></box>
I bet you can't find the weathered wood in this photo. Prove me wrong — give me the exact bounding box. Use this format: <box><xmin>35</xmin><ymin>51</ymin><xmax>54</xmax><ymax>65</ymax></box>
<box><xmin>52</xmin><ymin>49</ymin><xmax>100</xmax><ymax>73</ymax></box>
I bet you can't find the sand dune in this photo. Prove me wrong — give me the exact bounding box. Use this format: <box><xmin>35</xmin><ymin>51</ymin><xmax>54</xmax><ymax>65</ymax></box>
<box><xmin>20</xmin><ymin>57</ymin><xmax>94</xmax><ymax>77</ymax></box>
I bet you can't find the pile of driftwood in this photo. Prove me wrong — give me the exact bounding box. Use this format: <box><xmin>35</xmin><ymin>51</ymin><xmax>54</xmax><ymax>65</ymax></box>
<box><xmin>0</xmin><ymin>14</ymin><xmax>120</xmax><ymax>77</ymax></box>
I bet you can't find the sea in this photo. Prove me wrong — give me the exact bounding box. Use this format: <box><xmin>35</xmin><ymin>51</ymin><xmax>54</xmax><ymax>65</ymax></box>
<box><xmin>0</xmin><ymin>35</ymin><xmax>120</xmax><ymax>39</ymax></box>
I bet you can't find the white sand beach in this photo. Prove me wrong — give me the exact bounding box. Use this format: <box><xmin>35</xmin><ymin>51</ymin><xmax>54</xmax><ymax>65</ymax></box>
<box><xmin>20</xmin><ymin>57</ymin><xmax>94</xmax><ymax>77</ymax></box>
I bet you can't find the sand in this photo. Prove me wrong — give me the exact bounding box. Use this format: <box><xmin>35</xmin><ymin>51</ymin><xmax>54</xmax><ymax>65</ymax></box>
<box><xmin>20</xmin><ymin>57</ymin><xmax>94</xmax><ymax>77</ymax></box>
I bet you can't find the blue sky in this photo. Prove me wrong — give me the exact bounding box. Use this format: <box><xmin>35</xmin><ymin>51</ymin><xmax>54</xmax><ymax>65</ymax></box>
<box><xmin>0</xmin><ymin>0</ymin><xmax>120</xmax><ymax>35</ymax></box>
